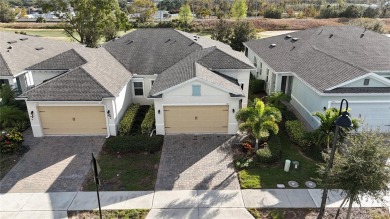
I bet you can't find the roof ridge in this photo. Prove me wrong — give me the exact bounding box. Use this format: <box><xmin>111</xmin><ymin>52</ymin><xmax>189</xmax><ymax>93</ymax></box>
<box><xmin>70</xmin><ymin>48</ymin><xmax>88</xmax><ymax>67</ymax></box>
<box><xmin>174</xmin><ymin>29</ymin><xmax>204</xmax><ymax>48</ymax></box>
<box><xmin>310</xmin><ymin>45</ymin><xmax>369</xmax><ymax>73</ymax></box>
<box><xmin>211</xmin><ymin>47</ymin><xmax>254</xmax><ymax>69</ymax></box>
<box><xmin>0</xmin><ymin>53</ymin><xmax>12</xmax><ymax>76</ymax></box>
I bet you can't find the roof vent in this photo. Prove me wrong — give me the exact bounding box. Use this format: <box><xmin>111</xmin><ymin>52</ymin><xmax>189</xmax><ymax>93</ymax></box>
<box><xmin>126</xmin><ymin>40</ymin><xmax>133</xmax><ymax>45</ymax></box>
<box><xmin>165</xmin><ymin>39</ymin><xmax>171</xmax><ymax>43</ymax></box>
<box><xmin>7</xmin><ymin>46</ymin><xmax>13</xmax><ymax>50</ymax></box>
<box><xmin>329</xmin><ymin>34</ymin><xmax>333</xmax><ymax>38</ymax></box>
<box><xmin>360</xmin><ymin>33</ymin><xmax>364</xmax><ymax>38</ymax></box>
<box><xmin>20</xmin><ymin>38</ymin><xmax>28</xmax><ymax>41</ymax></box>
<box><xmin>318</xmin><ymin>29</ymin><xmax>323</xmax><ymax>35</ymax></box>
<box><xmin>292</xmin><ymin>38</ymin><xmax>299</xmax><ymax>41</ymax></box>
<box><xmin>193</xmin><ymin>35</ymin><xmax>200</xmax><ymax>41</ymax></box>
<box><xmin>35</xmin><ymin>47</ymin><xmax>44</xmax><ymax>50</ymax></box>
<box><xmin>7</xmin><ymin>41</ymin><xmax>17</xmax><ymax>44</ymax></box>
<box><xmin>270</xmin><ymin>43</ymin><xmax>276</xmax><ymax>47</ymax></box>
<box><xmin>285</xmin><ymin>35</ymin><xmax>292</xmax><ymax>38</ymax></box>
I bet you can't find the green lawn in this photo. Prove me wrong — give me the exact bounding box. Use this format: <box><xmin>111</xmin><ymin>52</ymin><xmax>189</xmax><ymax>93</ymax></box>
<box><xmin>68</xmin><ymin>209</ymin><xmax>149</xmax><ymax>219</ymax></box>
<box><xmin>0</xmin><ymin>28</ymin><xmax>131</xmax><ymax>43</ymax></box>
<box><xmin>83</xmin><ymin>150</ymin><xmax>160</xmax><ymax>191</ymax></box>
<box><xmin>238</xmin><ymin>129</ymin><xmax>320</xmax><ymax>189</ymax></box>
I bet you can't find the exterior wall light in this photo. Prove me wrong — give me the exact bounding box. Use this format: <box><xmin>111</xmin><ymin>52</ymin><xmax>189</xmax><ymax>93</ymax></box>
<box><xmin>158</xmin><ymin>110</ymin><xmax>161</xmax><ymax>114</ymax></box>
<box><xmin>30</xmin><ymin>111</ymin><xmax>34</xmax><ymax>119</ymax></box>
<box><xmin>232</xmin><ymin>109</ymin><xmax>235</xmax><ymax>113</ymax></box>
<box><xmin>107</xmin><ymin>110</ymin><xmax>111</xmax><ymax>119</ymax></box>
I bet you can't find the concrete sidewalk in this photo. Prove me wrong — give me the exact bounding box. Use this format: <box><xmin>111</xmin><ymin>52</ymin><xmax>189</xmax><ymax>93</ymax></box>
<box><xmin>1</xmin><ymin>189</ymin><xmax>389</xmax><ymax>219</ymax></box>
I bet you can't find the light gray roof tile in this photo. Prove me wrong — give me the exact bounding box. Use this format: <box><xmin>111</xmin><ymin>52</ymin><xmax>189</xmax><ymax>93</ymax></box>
<box><xmin>26</xmin><ymin>49</ymin><xmax>87</xmax><ymax>70</ymax></box>
<box><xmin>0</xmin><ymin>53</ymin><xmax>12</xmax><ymax>76</ymax></box>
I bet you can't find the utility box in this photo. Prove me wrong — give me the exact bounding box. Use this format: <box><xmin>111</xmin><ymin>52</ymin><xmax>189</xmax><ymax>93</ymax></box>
<box><xmin>292</xmin><ymin>161</ymin><xmax>299</xmax><ymax>169</ymax></box>
<box><xmin>284</xmin><ymin>159</ymin><xmax>291</xmax><ymax>172</ymax></box>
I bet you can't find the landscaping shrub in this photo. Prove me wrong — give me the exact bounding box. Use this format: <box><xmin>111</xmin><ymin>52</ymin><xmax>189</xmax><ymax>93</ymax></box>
<box><xmin>281</xmin><ymin>109</ymin><xmax>297</xmax><ymax>121</ymax></box>
<box><xmin>0</xmin><ymin>128</ymin><xmax>24</xmax><ymax>153</ymax></box>
<box><xmin>141</xmin><ymin>105</ymin><xmax>155</xmax><ymax>135</ymax></box>
<box><xmin>118</xmin><ymin>104</ymin><xmax>140</xmax><ymax>135</ymax></box>
<box><xmin>235</xmin><ymin>157</ymin><xmax>254</xmax><ymax>169</ymax></box>
<box><xmin>285</xmin><ymin>120</ymin><xmax>310</xmax><ymax>147</ymax></box>
<box><xmin>264</xmin><ymin>6</ymin><xmax>283</xmax><ymax>19</ymax></box>
<box><xmin>319</xmin><ymin>7</ymin><xmax>340</xmax><ymax>18</ymax></box>
<box><xmin>256</xmin><ymin>135</ymin><xmax>281</xmax><ymax>164</ymax></box>
<box><xmin>347</xmin><ymin>18</ymin><xmax>386</xmax><ymax>34</ymax></box>
<box><xmin>106</xmin><ymin>135</ymin><xmax>164</xmax><ymax>153</ymax></box>
<box><xmin>363</xmin><ymin>7</ymin><xmax>379</xmax><ymax>18</ymax></box>
<box><xmin>249</xmin><ymin>79</ymin><xmax>265</xmax><ymax>94</ymax></box>
<box><xmin>340</xmin><ymin>5</ymin><xmax>362</xmax><ymax>18</ymax></box>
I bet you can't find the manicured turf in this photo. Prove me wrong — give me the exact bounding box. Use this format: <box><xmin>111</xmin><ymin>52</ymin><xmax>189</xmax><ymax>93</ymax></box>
<box><xmin>238</xmin><ymin>130</ymin><xmax>320</xmax><ymax>189</ymax></box>
<box><xmin>68</xmin><ymin>209</ymin><xmax>149</xmax><ymax>219</ymax></box>
<box><xmin>83</xmin><ymin>150</ymin><xmax>160</xmax><ymax>191</ymax></box>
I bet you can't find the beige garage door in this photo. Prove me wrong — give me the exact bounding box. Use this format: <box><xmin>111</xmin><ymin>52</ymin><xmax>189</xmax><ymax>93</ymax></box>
<box><xmin>39</xmin><ymin>106</ymin><xmax>107</xmax><ymax>135</ymax></box>
<box><xmin>164</xmin><ymin>106</ymin><xmax>228</xmax><ymax>134</ymax></box>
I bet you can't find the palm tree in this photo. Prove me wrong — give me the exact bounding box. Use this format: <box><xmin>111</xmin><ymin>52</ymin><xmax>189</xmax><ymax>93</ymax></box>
<box><xmin>0</xmin><ymin>106</ymin><xmax>28</xmax><ymax>128</ymax></box>
<box><xmin>235</xmin><ymin>98</ymin><xmax>282</xmax><ymax>150</ymax></box>
<box><xmin>312</xmin><ymin>108</ymin><xmax>360</xmax><ymax>151</ymax></box>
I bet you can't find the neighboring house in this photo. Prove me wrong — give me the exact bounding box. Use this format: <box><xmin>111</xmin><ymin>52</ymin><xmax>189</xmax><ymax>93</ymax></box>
<box><xmin>244</xmin><ymin>26</ymin><xmax>390</xmax><ymax>132</ymax></box>
<box><xmin>0</xmin><ymin>29</ymin><xmax>254</xmax><ymax>137</ymax></box>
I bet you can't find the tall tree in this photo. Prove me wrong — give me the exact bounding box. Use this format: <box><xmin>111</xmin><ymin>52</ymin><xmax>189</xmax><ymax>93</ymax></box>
<box><xmin>178</xmin><ymin>4</ymin><xmax>192</xmax><ymax>25</ymax></box>
<box><xmin>229</xmin><ymin>21</ymin><xmax>256</xmax><ymax>52</ymax></box>
<box><xmin>212</xmin><ymin>0</ymin><xmax>231</xmax><ymax>18</ymax></box>
<box><xmin>317</xmin><ymin>130</ymin><xmax>390</xmax><ymax>219</ymax></box>
<box><xmin>128</xmin><ymin>0</ymin><xmax>157</xmax><ymax>23</ymax></box>
<box><xmin>0</xmin><ymin>0</ymin><xmax>16</xmax><ymax>23</ymax></box>
<box><xmin>211</xmin><ymin>18</ymin><xmax>232</xmax><ymax>44</ymax></box>
<box><xmin>312</xmin><ymin>108</ymin><xmax>359</xmax><ymax>151</ymax></box>
<box><xmin>40</xmin><ymin>0</ymin><xmax>129</xmax><ymax>48</ymax></box>
<box><xmin>235</xmin><ymin>98</ymin><xmax>282</xmax><ymax>150</ymax></box>
<box><xmin>230</xmin><ymin>0</ymin><xmax>247</xmax><ymax>20</ymax></box>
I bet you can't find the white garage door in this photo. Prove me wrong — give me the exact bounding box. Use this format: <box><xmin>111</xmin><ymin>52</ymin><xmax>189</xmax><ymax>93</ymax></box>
<box><xmin>345</xmin><ymin>102</ymin><xmax>390</xmax><ymax>132</ymax></box>
<box><xmin>39</xmin><ymin>106</ymin><xmax>107</xmax><ymax>135</ymax></box>
<box><xmin>164</xmin><ymin>105</ymin><xmax>229</xmax><ymax>134</ymax></box>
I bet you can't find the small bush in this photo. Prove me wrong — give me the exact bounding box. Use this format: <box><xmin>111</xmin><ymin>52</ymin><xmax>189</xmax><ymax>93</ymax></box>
<box><xmin>249</xmin><ymin>79</ymin><xmax>265</xmax><ymax>94</ymax></box>
<box><xmin>141</xmin><ymin>105</ymin><xmax>155</xmax><ymax>135</ymax></box>
<box><xmin>119</xmin><ymin>104</ymin><xmax>140</xmax><ymax>135</ymax></box>
<box><xmin>319</xmin><ymin>7</ymin><xmax>340</xmax><ymax>18</ymax></box>
<box><xmin>285</xmin><ymin>120</ymin><xmax>309</xmax><ymax>147</ymax></box>
<box><xmin>363</xmin><ymin>7</ymin><xmax>379</xmax><ymax>18</ymax></box>
<box><xmin>256</xmin><ymin>135</ymin><xmax>281</xmax><ymax>164</ymax></box>
<box><xmin>340</xmin><ymin>5</ymin><xmax>362</xmax><ymax>18</ymax></box>
<box><xmin>36</xmin><ymin>17</ymin><xmax>46</xmax><ymax>23</ymax></box>
<box><xmin>0</xmin><ymin>128</ymin><xmax>24</xmax><ymax>153</ymax></box>
<box><xmin>235</xmin><ymin>157</ymin><xmax>254</xmax><ymax>169</ymax></box>
<box><xmin>281</xmin><ymin>109</ymin><xmax>297</xmax><ymax>121</ymax></box>
<box><xmin>106</xmin><ymin>135</ymin><xmax>164</xmax><ymax>153</ymax></box>
<box><xmin>264</xmin><ymin>6</ymin><xmax>283</xmax><ymax>19</ymax></box>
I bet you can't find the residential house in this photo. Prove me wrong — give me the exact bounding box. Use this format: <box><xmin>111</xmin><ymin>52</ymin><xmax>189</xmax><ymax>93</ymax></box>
<box><xmin>0</xmin><ymin>29</ymin><xmax>254</xmax><ymax>137</ymax></box>
<box><xmin>244</xmin><ymin>26</ymin><xmax>390</xmax><ymax>132</ymax></box>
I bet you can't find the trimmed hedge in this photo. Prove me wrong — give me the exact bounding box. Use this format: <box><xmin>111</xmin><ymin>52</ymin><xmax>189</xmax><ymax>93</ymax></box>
<box><xmin>285</xmin><ymin>120</ymin><xmax>309</xmax><ymax>147</ymax></box>
<box><xmin>256</xmin><ymin>135</ymin><xmax>282</xmax><ymax>164</ymax></box>
<box><xmin>249</xmin><ymin>79</ymin><xmax>265</xmax><ymax>94</ymax></box>
<box><xmin>119</xmin><ymin>104</ymin><xmax>140</xmax><ymax>136</ymax></box>
<box><xmin>106</xmin><ymin>135</ymin><xmax>164</xmax><ymax>153</ymax></box>
<box><xmin>141</xmin><ymin>105</ymin><xmax>155</xmax><ymax>135</ymax></box>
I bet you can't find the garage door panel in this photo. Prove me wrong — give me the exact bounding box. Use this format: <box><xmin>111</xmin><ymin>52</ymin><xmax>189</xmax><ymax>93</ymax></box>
<box><xmin>39</xmin><ymin>106</ymin><xmax>107</xmax><ymax>135</ymax></box>
<box><xmin>164</xmin><ymin>106</ymin><xmax>229</xmax><ymax>134</ymax></box>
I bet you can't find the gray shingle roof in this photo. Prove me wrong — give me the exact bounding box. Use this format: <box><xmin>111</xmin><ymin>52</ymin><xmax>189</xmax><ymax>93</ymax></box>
<box><xmin>149</xmin><ymin>47</ymin><xmax>244</xmax><ymax>96</ymax></box>
<box><xmin>0</xmin><ymin>53</ymin><xmax>12</xmax><ymax>76</ymax></box>
<box><xmin>197</xmin><ymin>48</ymin><xmax>254</xmax><ymax>69</ymax></box>
<box><xmin>103</xmin><ymin>29</ymin><xmax>202</xmax><ymax>75</ymax></box>
<box><xmin>26</xmin><ymin>49</ymin><xmax>87</xmax><ymax>70</ymax></box>
<box><xmin>19</xmin><ymin>68</ymin><xmax>113</xmax><ymax>101</ymax></box>
<box><xmin>0</xmin><ymin>32</ymin><xmax>85</xmax><ymax>75</ymax></box>
<box><xmin>324</xmin><ymin>87</ymin><xmax>390</xmax><ymax>93</ymax></box>
<box><xmin>245</xmin><ymin>26</ymin><xmax>390</xmax><ymax>93</ymax></box>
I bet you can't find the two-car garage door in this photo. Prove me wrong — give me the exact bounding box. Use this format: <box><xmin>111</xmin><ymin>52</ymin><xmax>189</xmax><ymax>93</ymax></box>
<box><xmin>164</xmin><ymin>105</ymin><xmax>229</xmax><ymax>134</ymax></box>
<box><xmin>38</xmin><ymin>106</ymin><xmax>107</xmax><ymax>135</ymax></box>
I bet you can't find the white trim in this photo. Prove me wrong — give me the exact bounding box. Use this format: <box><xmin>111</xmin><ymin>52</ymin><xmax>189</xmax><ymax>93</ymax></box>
<box><xmin>13</xmin><ymin>71</ymin><xmax>28</xmax><ymax>77</ymax></box>
<box><xmin>132</xmin><ymin>80</ymin><xmax>145</xmax><ymax>97</ymax></box>
<box><xmin>329</xmin><ymin>100</ymin><xmax>390</xmax><ymax>104</ymax></box>
<box><xmin>162</xmin><ymin>103</ymin><xmax>229</xmax><ymax>106</ymax></box>
<box><xmin>103</xmin><ymin>104</ymin><xmax>110</xmax><ymax>138</ymax></box>
<box><xmin>325</xmin><ymin>73</ymin><xmax>390</xmax><ymax>91</ymax></box>
<box><xmin>154</xmin><ymin>77</ymin><xmax>243</xmax><ymax>96</ymax></box>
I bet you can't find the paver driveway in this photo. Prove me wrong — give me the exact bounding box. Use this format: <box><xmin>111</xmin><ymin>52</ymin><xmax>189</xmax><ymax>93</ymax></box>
<box><xmin>155</xmin><ymin>134</ymin><xmax>240</xmax><ymax>190</ymax></box>
<box><xmin>0</xmin><ymin>136</ymin><xmax>105</xmax><ymax>193</ymax></box>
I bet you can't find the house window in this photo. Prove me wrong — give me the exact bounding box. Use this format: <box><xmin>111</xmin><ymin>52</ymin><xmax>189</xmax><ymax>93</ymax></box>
<box><xmin>253</xmin><ymin>57</ymin><xmax>257</xmax><ymax>67</ymax></box>
<box><xmin>192</xmin><ymin>85</ymin><xmax>201</xmax><ymax>96</ymax></box>
<box><xmin>244</xmin><ymin>48</ymin><xmax>248</xmax><ymax>57</ymax></box>
<box><xmin>151</xmin><ymin>80</ymin><xmax>155</xmax><ymax>86</ymax></box>
<box><xmin>0</xmin><ymin>79</ymin><xmax>9</xmax><ymax>86</ymax></box>
<box><xmin>259</xmin><ymin>62</ymin><xmax>262</xmax><ymax>75</ymax></box>
<box><xmin>133</xmin><ymin>81</ymin><xmax>143</xmax><ymax>96</ymax></box>
<box><xmin>266</xmin><ymin>69</ymin><xmax>270</xmax><ymax>82</ymax></box>
<box><xmin>240</xmin><ymin>83</ymin><xmax>244</xmax><ymax>90</ymax></box>
<box><xmin>363</xmin><ymin>79</ymin><xmax>370</xmax><ymax>85</ymax></box>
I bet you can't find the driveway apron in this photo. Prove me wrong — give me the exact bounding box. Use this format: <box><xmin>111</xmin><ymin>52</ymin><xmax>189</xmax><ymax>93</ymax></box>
<box><xmin>0</xmin><ymin>136</ymin><xmax>105</xmax><ymax>193</ymax></box>
<box><xmin>155</xmin><ymin>134</ymin><xmax>240</xmax><ymax>190</ymax></box>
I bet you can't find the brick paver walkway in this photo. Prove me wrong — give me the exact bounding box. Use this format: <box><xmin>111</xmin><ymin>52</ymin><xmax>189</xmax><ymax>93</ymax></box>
<box><xmin>0</xmin><ymin>136</ymin><xmax>105</xmax><ymax>193</ymax></box>
<box><xmin>155</xmin><ymin>134</ymin><xmax>240</xmax><ymax>190</ymax></box>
